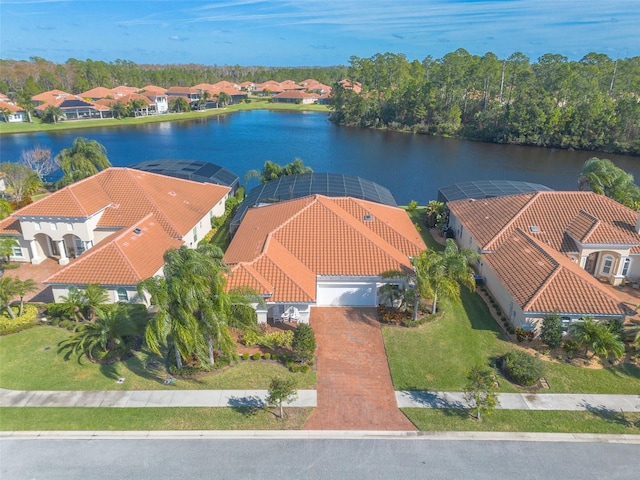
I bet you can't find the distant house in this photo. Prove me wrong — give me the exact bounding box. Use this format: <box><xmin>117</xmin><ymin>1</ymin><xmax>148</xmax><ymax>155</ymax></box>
<box><xmin>166</xmin><ymin>86</ymin><xmax>200</xmax><ymax>102</ymax></box>
<box><xmin>34</xmin><ymin>95</ymin><xmax>111</xmax><ymax>120</ymax></box>
<box><xmin>32</xmin><ymin>89</ymin><xmax>72</xmax><ymax>107</ymax></box>
<box><xmin>447</xmin><ymin>191</ymin><xmax>636</xmax><ymax>330</ymax></box>
<box><xmin>272</xmin><ymin>90</ymin><xmax>319</xmax><ymax>104</ymax></box>
<box><xmin>0</xmin><ymin>101</ymin><xmax>27</xmax><ymax>122</ymax></box>
<box><xmin>79</xmin><ymin>87</ymin><xmax>113</xmax><ymax>101</ymax></box>
<box><xmin>0</xmin><ymin>168</ymin><xmax>231</xmax><ymax>303</ymax></box>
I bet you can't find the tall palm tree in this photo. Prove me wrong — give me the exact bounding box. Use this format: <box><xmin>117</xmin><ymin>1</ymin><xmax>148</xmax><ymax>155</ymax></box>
<box><xmin>417</xmin><ymin>239</ymin><xmax>478</xmax><ymax>317</ymax></box>
<box><xmin>42</xmin><ymin>105</ymin><xmax>63</xmax><ymax>124</ymax></box>
<box><xmin>139</xmin><ymin>244</ymin><xmax>261</xmax><ymax>369</ymax></box>
<box><xmin>15</xmin><ymin>278</ymin><xmax>38</xmax><ymax>316</ymax></box>
<box><xmin>55</xmin><ymin>137</ymin><xmax>111</xmax><ymax>186</ymax></box>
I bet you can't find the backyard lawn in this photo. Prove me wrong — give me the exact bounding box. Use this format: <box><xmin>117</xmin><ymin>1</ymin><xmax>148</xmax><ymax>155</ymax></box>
<box><xmin>0</xmin><ymin>326</ymin><xmax>316</xmax><ymax>391</ymax></box>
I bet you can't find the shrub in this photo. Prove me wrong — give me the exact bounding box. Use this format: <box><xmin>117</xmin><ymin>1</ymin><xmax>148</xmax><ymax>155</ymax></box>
<box><xmin>501</xmin><ymin>350</ymin><xmax>544</xmax><ymax>386</ymax></box>
<box><xmin>59</xmin><ymin>319</ymin><xmax>72</xmax><ymax>329</ymax></box>
<box><xmin>292</xmin><ymin>324</ymin><xmax>316</xmax><ymax>363</ymax></box>
<box><xmin>271</xmin><ymin>353</ymin><xmax>278</xmax><ymax>361</ymax></box>
<box><xmin>241</xmin><ymin>353</ymin><xmax>250</xmax><ymax>361</ymax></box>
<box><xmin>45</xmin><ymin>303</ymin><xmax>72</xmax><ymax>321</ymax></box>
<box><xmin>541</xmin><ymin>313</ymin><xmax>563</xmax><ymax>349</ymax></box>
<box><xmin>515</xmin><ymin>327</ymin><xmax>534</xmax><ymax>343</ymax></box>
<box><xmin>562</xmin><ymin>339</ymin><xmax>580</xmax><ymax>359</ymax></box>
<box><xmin>407</xmin><ymin>200</ymin><xmax>418</xmax><ymax>210</ymax></box>
<box><xmin>263</xmin><ymin>352</ymin><xmax>271</xmax><ymax>360</ymax></box>
<box><xmin>0</xmin><ymin>304</ymin><xmax>39</xmax><ymax>335</ymax></box>
<box><xmin>241</xmin><ymin>329</ymin><xmax>264</xmax><ymax>347</ymax></box>
<box><xmin>251</xmin><ymin>353</ymin><xmax>261</xmax><ymax>361</ymax></box>
<box><xmin>261</xmin><ymin>330</ymin><xmax>294</xmax><ymax>349</ymax></box>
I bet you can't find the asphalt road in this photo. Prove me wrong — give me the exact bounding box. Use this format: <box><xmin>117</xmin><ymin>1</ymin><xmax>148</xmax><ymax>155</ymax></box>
<box><xmin>2</xmin><ymin>435</ymin><xmax>639</xmax><ymax>479</ymax></box>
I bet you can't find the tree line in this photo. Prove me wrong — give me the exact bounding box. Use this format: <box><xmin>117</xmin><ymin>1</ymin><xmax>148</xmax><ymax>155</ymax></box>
<box><xmin>0</xmin><ymin>57</ymin><xmax>347</xmax><ymax>96</ymax></box>
<box><xmin>329</xmin><ymin>50</ymin><xmax>640</xmax><ymax>155</ymax></box>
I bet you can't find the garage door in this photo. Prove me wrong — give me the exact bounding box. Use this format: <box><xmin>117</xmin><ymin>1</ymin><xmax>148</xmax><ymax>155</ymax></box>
<box><xmin>316</xmin><ymin>282</ymin><xmax>377</xmax><ymax>306</ymax></box>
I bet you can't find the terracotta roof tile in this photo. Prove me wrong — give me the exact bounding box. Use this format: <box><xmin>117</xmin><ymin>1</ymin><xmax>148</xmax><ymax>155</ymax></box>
<box><xmin>449</xmin><ymin>191</ymin><xmax>640</xmax><ymax>251</ymax></box>
<box><xmin>483</xmin><ymin>228</ymin><xmax>625</xmax><ymax>316</ymax></box>
<box><xmin>15</xmin><ymin>168</ymin><xmax>229</xmax><ymax>237</ymax></box>
<box><xmin>224</xmin><ymin>195</ymin><xmax>425</xmax><ymax>303</ymax></box>
<box><xmin>45</xmin><ymin>214</ymin><xmax>182</xmax><ymax>286</ymax></box>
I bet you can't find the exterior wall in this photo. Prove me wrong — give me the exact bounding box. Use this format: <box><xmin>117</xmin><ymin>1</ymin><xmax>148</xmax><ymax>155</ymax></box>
<box><xmin>19</xmin><ymin>210</ymin><xmax>106</xmax><ymax>243</ymax></box>
<box><xmin>626</xmin><ymin>253</ymin><xmax>640</xmax><ymax>282</ymax></box>
<box><xmin>477</xmin><ymin>260</ymin><xmax>529</xmax><ymax>328</ymax></box>
<box><xmin>2</xmin><ymin>112</ymin><xmax>26</xmax><ymax>122</ymax></box>
<box><xmin>448</xmin><ymin>211</ymin><xmax>481</xmax><ymax>251</ymax></box>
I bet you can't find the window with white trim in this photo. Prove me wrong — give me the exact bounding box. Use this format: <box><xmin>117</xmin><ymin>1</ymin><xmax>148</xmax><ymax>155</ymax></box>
<box><xmin>622</xmin><ymin>257</ymin><xmax>631</xmax><ymax>276</ymax></box>
<box><xmin>602</xmin><ymin>255</ymin><xmax>614</xmax><ymax>275</ymax></box>
<box><xmin>11</xmin><ymin>245</ymin><xmax>22</xmax><ymax>257</ymax></box>
<box><xmin>116</xmin><ymin>288</ymin><xmax>128</xmax><ymax>302</ymax></box>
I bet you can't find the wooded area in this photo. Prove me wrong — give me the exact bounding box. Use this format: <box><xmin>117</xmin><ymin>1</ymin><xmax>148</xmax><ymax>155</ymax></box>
<box><xmin>330</xmin><ymin>51</ymin><xmax>640</xmax><ymax>155</ymax></box>
<box><xmin>1</xmin><ymin>51</ymin><xmax>638</xmax><ymax>154</ymax></box>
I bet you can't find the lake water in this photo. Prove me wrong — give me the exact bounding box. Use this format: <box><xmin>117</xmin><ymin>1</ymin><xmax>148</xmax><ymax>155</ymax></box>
<box><xmin>1</xmin><ymin>110</ymin><xmax>639</xmax><ymax>204</ymax></box>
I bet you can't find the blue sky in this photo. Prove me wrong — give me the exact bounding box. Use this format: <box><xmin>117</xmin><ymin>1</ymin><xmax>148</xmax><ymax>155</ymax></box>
<box><xmin>0</xmin><ymin>0</ymin><xmax>638</xmax><ymax>65</ymax></box>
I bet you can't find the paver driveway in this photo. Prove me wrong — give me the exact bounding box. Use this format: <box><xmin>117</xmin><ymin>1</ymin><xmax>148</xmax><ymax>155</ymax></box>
<box><xmin>303</xmin><ymin>307</ymin><xmax>416</xmax><ymax>431</ymax></box>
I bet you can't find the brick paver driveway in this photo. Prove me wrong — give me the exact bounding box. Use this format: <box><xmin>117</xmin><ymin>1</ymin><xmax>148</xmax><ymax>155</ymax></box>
<box><xmin>303</xmin><ymin>307</ymin><xmax>416</xmax><ymax>431</ymax></box>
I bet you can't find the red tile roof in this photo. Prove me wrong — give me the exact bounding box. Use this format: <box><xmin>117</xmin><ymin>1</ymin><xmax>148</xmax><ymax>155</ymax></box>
<box><xmin>448</xmin><ymin>191</ymin><xmax>640</xmax><ymax>252</ymax></box>
<box><xmin>14</xmin><ymin>168</ymin><xmax>230</xmax><ymax>238</ymax></box>
<box><xmin>45</xmin><ymin>214</ymin><xmax>182</xmax><ymax>286</ymax></box>
<box><xmin>224</xmin><ymin>195</ymin><xmax>425</xmax><ymax>302</ymax></box>
<box><xmin>0</xmin><ymin>101</ymin><xmax>24</xmax><ymax>113</ymax></box>
<box><xmin>484</xmin><ymin>229</ymin><xmax>625</xmax><ymax>316</ymax></box>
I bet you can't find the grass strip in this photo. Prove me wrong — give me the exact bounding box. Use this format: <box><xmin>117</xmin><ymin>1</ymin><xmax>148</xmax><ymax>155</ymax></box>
<box><xmin>403</xmin><ymin>408</ymin><xmax>640</xmax><ymax>434</ymax></box>
<box><xmin>0</xmin><ymin>407</ymin><xmax>312</xmax><ymax>431</ymax></box>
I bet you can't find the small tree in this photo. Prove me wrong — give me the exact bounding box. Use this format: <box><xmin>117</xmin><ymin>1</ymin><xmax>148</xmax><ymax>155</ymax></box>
<box><xmin>541</xmin><ymin>312</ymin><xmax>563</xmax><ymax>349</ymax></box>
<box><xmin>265</xmin><ymin>376</ymin><xmax>297</xmax><ymax>418</ymax></box>
<box><xmin>0</xmin><ymin>237</ymin><xmax>19</xmax><ymax>264</ymax></box>
<box><xmin>292</xmin><ymin>323</ymin><xmax>316</xmax><ymax>363</ymax></box>
<box><xmin>20</xmin><ymin>146</ymin><xmax>56</xmax><ymax>181</ymax></box>
<box><xmin>15</xmin><ymin>278</ymin><xmax>38</xmax><ymax>316</ymax></box>
<box><xmin>463</xmin><ymin>365</ymin><xmax>498</xmax><ymax>421</ymax></box>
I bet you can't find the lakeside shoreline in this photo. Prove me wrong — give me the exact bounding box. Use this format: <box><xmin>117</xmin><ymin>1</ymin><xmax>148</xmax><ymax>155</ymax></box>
<box><xmin>0</xmin><ymin>101</ymin><xmax>331</xmax><ymax>136</ymax></box>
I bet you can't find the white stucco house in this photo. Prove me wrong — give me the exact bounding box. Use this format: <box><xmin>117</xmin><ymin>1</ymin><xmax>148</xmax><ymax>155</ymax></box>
<box><xmin>223</xmin><ymin>194</ymin><xmax>426</xmax><ymax>324</ymax></box>
<box><xmin>0</xmin><ymin>167</ymin><xmax>230</xmax><ymax>303</ymax></box>
<box><xmin>447</xmin><ymin>191</ymin><xmax>633</xmax><ymax>331</ymax></box>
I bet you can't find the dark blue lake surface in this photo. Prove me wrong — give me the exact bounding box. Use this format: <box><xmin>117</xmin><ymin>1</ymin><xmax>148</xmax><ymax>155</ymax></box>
<box><xmin>1</xmin><ymin>110</ymin><xmax>638</xmax><ymax>204</ymax></box>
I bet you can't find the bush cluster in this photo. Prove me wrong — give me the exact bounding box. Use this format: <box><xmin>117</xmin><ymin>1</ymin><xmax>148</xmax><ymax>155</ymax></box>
<box><xmin>0</xmin><ymin>304</ymin><xmax>39</xmax><ymax>335</ymax></box>
<box><xmin>501</xmin><ymin>350</ymin><xmax>544</xmax><ymax>386</ymax></box>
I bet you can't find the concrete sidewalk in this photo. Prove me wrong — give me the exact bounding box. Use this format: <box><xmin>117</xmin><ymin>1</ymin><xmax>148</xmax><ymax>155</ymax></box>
<box><xmin>396</xmin><ymin>391</ymin><xmax>640</xmax><ymax>412</ymax></box>
<box><xmin>0</xmin><ymin>388</ymin><xmax>317</xmax><ymax>408</ymax></box>
<box><xmin>2</xmin><ymin>388</ymin><xmax>639</xmax><ymax>412</ymax></box>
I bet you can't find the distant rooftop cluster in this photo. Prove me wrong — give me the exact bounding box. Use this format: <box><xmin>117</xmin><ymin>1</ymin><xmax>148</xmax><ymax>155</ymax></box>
<box><xmin>0</xmin><ymin>78</ymin><xmax>360</xmax><ymax>123</ymax></box>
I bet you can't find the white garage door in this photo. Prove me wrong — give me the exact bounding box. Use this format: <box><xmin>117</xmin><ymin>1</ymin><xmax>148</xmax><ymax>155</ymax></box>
<box><xmin>316</xmin><ymin>282</ymin><xmax>377</xmax><ymax>306</ymax></box>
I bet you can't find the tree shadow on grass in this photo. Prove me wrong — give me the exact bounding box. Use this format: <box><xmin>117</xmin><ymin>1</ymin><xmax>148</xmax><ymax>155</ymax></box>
<box><xmin>581</xmin><ymin>401</ymin><xmax>640</xmax><ymax>430</ymax></box>
<box><xmin>460</xmin><ymin>289</ymin><xmax>507</xmax><ymax>338</ymax></box>
<box><xmin>228</xmin><ymin>395</ymin><xmax>265</xmax><ymax>417</ymax></box>
<box><xmin>402</xmin><ymin>391</ymin><xmax>468</xmax><ymax>418</ymax></box>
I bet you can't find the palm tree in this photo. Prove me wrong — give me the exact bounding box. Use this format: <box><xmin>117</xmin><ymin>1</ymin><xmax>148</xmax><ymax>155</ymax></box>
<box><xmin>15</xmin><ymin>278</ymin><xmax>38</xmax><ymax>316</ymax></box>
<box><xmin>58</xmin><ymin>306</ymin><xmax>137</xmax><ymax>360</ymax></box>
<box><xmin>217</xmin><ymin>92</ymin><xmax>230</xmax><ymax>108</ymax></box>
<box><xmin>139</xmin><ymin>244</ymin><xmax>261</xmax><ymax>369</ymax></box>
<box><xmin>417</xmin><ymin>239</ymin><xmax>478</xmax><ymax>317</ymax></box>
<box><xmin>42</xmin><ymin>105</ymin><xmax>63</xmax><ymax>123</ymax></box>
<box><xmin>244</xmin><ymin>159</ymin><xmax>313</xmax><ymax>184</ymax></box>
<box><xmin>0</xmin><ymin>277</ymin><xmax>20</xmax><ymax>319</ymax></box>
<box><xmin>568</xmin><ymin>317</ymin><xmax>626</xmax><ymax>360</ymax></box>
<box><xmin>578</xmin><ymin>157</ymin><xmax>640</xmax><ymax>208</ymax></box>
<box><xmin>58</xmin><ymin>287</ymin><xmax>87</xmax><ymax>322</ymax></box>
<box><xmin>82</xmin><ymin>284</ymin><xmax>108</xmax><ymax>322</ymax></box>
<box><xmin>55</xmin><ymin>137</ymin><xmax>111</xmax><ymax>186</ymax></box>
<box><xmin>0</xmin><ymin>238</ymin><xmax>19</xmax><ymax>264</ymax></box>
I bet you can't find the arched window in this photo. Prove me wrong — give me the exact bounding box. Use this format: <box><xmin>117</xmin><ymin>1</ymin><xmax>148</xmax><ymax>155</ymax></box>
<box><xmin>116</xmin><ymin>287</ymin><xmax>128</xmax><ymax>302</ymax></box>
<box><xmin>601</xmin><ymin>254</ymin><xmax>614</xmax><ymax>275</ymax></box>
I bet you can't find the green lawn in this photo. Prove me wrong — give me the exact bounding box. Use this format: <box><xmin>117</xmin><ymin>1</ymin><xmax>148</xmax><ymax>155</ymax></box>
<box><xmin>0</xmin><ymin>326</ymin><xmax>315</xmax><ymax>391</ymax></box>
<box><xmin>403</xmin><ymin>409</ymin><xmax>640</xmax><ymax>434</ymax></box>
<box><xmin>0</xmin><ymin>407</ymin><xmax>312</xmax><ymax>431</ymax></box>
<box><xmin>0</xmin><ymin>101</ymin><xmax>330</xmax><ymax>135</ymax></box>
<box><xmin>383</xmin><ymin>227</ymin><xmax>640</xmax><ymax>395</ymax></box>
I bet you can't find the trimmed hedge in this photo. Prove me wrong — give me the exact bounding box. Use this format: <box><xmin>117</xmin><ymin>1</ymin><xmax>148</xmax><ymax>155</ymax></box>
<box><xmin>501</xmin><ymin>350</ymin><xmax>544</xmax><ymax>386</ymax></box>
<box><xmin>0</xmin><ymin>304</ymin><xmax>39</xmax><ymax>335</ymax></box>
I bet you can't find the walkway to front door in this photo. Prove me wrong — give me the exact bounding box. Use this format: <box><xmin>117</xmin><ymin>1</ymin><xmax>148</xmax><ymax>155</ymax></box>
<box><xmin>303</xmin><ymin>307</ymin><xmax>416</xmax><ymax>431</ymax></box>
